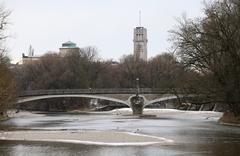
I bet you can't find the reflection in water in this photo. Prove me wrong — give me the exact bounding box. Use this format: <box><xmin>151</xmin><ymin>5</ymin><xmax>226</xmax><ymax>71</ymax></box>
<box><xmin>0</xmin><ymin>111</ymin><xmax>240</xmax><ymax>156</ymax></box>
<box><xmin>0</xmin><ymin>141</ymin><xmax>174</xmax><ymax>156</ymax></box>
<box><xmin>1</xmin><ymin>141</ymin><xmax>240</xmax><ymax>156</ymax></box>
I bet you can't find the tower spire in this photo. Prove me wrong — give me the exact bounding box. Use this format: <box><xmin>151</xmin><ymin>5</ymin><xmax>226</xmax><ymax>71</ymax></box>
<box><xmin>139</xmin><ymin>10</ymin><xmax>141</xmax><ymax>26</ymax></box>
<box><xmin>133</xmin><ymin>11</ymin><xmax>148</xmax><ymax>62</ymax></box>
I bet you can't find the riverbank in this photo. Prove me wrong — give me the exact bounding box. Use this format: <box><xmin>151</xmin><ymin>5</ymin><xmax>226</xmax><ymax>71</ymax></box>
<box><xmin>219</xmin><ymin>112</ymin><xmax>240</xmax><ymax>126</ymax></box>
<box><xmin>0</xmin><ymin>131</ymin><xmax>174</xmax><ymax>146</ymax></box>
<box><xmin>0</xmin><ymin>115</ymin><xmax>9</xmax><ymax>121</ymax></box>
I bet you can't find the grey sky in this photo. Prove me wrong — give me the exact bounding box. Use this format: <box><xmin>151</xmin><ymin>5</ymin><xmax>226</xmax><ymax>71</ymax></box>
<box><xmin>4</xmin><ymin>0</ymin><xmax>206</xmax><ymax>63</ymax></box>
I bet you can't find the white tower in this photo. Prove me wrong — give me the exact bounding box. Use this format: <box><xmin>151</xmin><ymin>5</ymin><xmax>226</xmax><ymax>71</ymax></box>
<box><xmin>133</xmin><ymin>12</ymin><xmax>148</xmax><ymax>61</ymax></box>
<box><xmin>28</xmin><ymin>45</ymin><xmax>34</xmax><ymax>57</ymax></box>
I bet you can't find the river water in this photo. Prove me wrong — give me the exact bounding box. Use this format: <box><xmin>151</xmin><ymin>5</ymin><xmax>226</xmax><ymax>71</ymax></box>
<box><xmin>0</xmin><ymin>109</ymin><xmax>240</xmax><ymax>156</ymax></box>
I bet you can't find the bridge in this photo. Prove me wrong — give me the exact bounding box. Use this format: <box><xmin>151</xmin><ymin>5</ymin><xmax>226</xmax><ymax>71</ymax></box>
<box><xmin>17</xmin><ymin>88</ymin><xmax>193</xmax><ymax>115</ymax></box>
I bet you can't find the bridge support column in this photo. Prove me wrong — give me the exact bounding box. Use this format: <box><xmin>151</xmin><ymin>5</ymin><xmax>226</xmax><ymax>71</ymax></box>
<box><xmin>130</xmin><ymin>96</ymin><xmax>144</xmax><ymax>115</ymax></box>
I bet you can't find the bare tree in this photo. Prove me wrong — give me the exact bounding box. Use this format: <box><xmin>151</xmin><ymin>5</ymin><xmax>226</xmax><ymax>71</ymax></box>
<box><xmin>0</xmin><ymin>4</ymin><xmax>15</xmax><ymax>116</ymax></box>
<box><xmin>170</xmin><ymin>0</ymin><xmax>240</xmax><ymax>116</ymax></box>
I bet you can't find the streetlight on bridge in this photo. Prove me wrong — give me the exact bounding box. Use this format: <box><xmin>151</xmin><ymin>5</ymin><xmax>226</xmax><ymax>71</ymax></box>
<box><xmin>136</xmin><ymin>78</ymin><xmax>140</xmax><ymax>97</ymax></box>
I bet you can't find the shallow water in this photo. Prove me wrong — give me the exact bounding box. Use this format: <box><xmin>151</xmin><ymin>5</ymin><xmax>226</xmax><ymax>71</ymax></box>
<box><xmin>0</xmin><ymin>109</ymin><xmax>240</xmax><ymax>156</ymax></box>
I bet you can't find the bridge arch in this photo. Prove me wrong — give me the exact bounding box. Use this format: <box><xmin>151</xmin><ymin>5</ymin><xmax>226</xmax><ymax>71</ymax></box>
<box><xmin>144</xmin><ymin>95</ymin><xmax>178</xmax><ymax>107</ymax></box>
<box><xmin>17</xmin><ymin>94</ymin><xmax>130</xmax><ymax>107</ymax></box>
<box><xmin>144</xmin><ymin>94</ymin><xmax>195</xmax><ymax>107</ymax></box>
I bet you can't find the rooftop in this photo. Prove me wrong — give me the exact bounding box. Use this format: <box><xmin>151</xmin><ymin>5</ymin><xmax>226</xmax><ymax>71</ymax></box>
<box><xmin>62</xmin><ymin>41</ymin><xmax>77</xmax><ymax>48</ymax></box>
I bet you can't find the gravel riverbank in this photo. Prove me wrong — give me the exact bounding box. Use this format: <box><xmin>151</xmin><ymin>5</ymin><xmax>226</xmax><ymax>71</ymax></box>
<box><xmin>0</xmin><ymin>131</ymin><xmax>173</xmax><ymax>146</ymax></box>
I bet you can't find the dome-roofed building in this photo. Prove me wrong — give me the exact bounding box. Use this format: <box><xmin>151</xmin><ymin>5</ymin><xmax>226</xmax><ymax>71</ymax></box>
<box><xmin>59</xmin><ymin>41</ymin><xmax>80</xmax><ymax>56</ymax></box>
<box><xmin>62</xmin><ymin>41</ymin><xmax>77</xmax><ymax>48</ymax></box>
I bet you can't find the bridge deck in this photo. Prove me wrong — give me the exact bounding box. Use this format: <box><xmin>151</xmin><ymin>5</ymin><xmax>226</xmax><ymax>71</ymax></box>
<box><xmin>18</xmin><ymin>88</ymin><xmax>179</xmax><ymax>97</ymax></box>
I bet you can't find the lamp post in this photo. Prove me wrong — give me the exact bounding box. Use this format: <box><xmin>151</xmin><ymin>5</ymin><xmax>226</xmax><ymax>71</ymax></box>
<box><xmin>130</xmin><ymin>77</ymin><xmax>144</xmax><ymax>115</ymax></box>
<box><xmin>136</xmin><ymin>78</ymin><xmax>139</xmax><ymax>97</ymax></box>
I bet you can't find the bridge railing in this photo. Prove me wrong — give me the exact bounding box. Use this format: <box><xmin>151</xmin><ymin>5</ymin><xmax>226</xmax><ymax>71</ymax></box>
<box><xmin>18</xmin><ymin>88</ymin><xmax>179</xmax><ymax>97</ymax></box>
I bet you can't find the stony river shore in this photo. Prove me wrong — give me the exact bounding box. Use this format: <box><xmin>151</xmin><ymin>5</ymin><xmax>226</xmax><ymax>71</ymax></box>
<box><xmin>0</xmin><ymin>131</ymin><xmax>173</xmax><ymax>146</ymax></box>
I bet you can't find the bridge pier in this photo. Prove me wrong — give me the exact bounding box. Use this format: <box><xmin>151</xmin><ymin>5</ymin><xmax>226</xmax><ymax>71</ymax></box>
<box><xmin>130</xmin><ymin>96</ymin><xmax>144</xmax><ymax>115</ymax></box>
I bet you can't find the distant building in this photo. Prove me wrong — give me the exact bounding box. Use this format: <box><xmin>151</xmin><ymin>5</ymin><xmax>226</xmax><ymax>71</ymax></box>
<box><xmin>21</xmin><ymin>41</ymin><xmax>80</xmax><ymax>64</ymax></box>
<box><xmin>133</xmin><ymin>26</ymin><xmax>148</xmax><ymax>61</ymax></box>
<box><xmin>22</xmin><ymin>45</ymin><xmax>40</xmax><ymax>64</ymax></box>
<box><xmin>59</xmin><ymin>41</ymin><xmax>80</xmax><ymax>56</ymax></box>
<box><xmin>110</xmin><ymin>61</ymin><xmax>119</xmax><ymax>65</ymax></box>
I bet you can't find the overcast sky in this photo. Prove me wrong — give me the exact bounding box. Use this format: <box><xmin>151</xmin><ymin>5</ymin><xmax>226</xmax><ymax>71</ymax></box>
<box><xmin>4</xmin><ymin>0</ymin><xmax>206</xmax><ymax>63</ymax></box>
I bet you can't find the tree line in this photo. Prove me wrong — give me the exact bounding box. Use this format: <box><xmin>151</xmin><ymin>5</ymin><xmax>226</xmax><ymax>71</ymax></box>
<box><xmin>15</xmin><ymin>50</ymin><xmax>193</xmax><ymax>90</ymax></box>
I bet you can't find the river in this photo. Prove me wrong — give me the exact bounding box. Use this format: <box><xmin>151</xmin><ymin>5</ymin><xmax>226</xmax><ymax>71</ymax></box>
<box><xmin>0</xmin><ymin>109</ymin><xmax>240</xmax><ymax>156</ymax></box>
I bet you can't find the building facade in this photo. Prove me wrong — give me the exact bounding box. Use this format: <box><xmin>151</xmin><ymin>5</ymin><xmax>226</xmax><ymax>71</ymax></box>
<box><xmin>22</xmin><ymin>45</ymin><xmax>40</xmax><ymax>64</ymax></box>
<box><xmin>22</xmin><ymin>41</ymin><xmax>80</xmax><ymax>64</ymax></box>
<box><xmin>133</xmin><ymin>26</ymin><xmax>148</xmax><ymax>61</ymax></box>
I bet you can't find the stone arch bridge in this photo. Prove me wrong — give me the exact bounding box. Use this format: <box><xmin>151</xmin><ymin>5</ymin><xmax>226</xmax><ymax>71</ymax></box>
<box><xmin>17</xmin><ymin>88</ymin><xmax>192</xmax><ymax>115</ymax></box>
